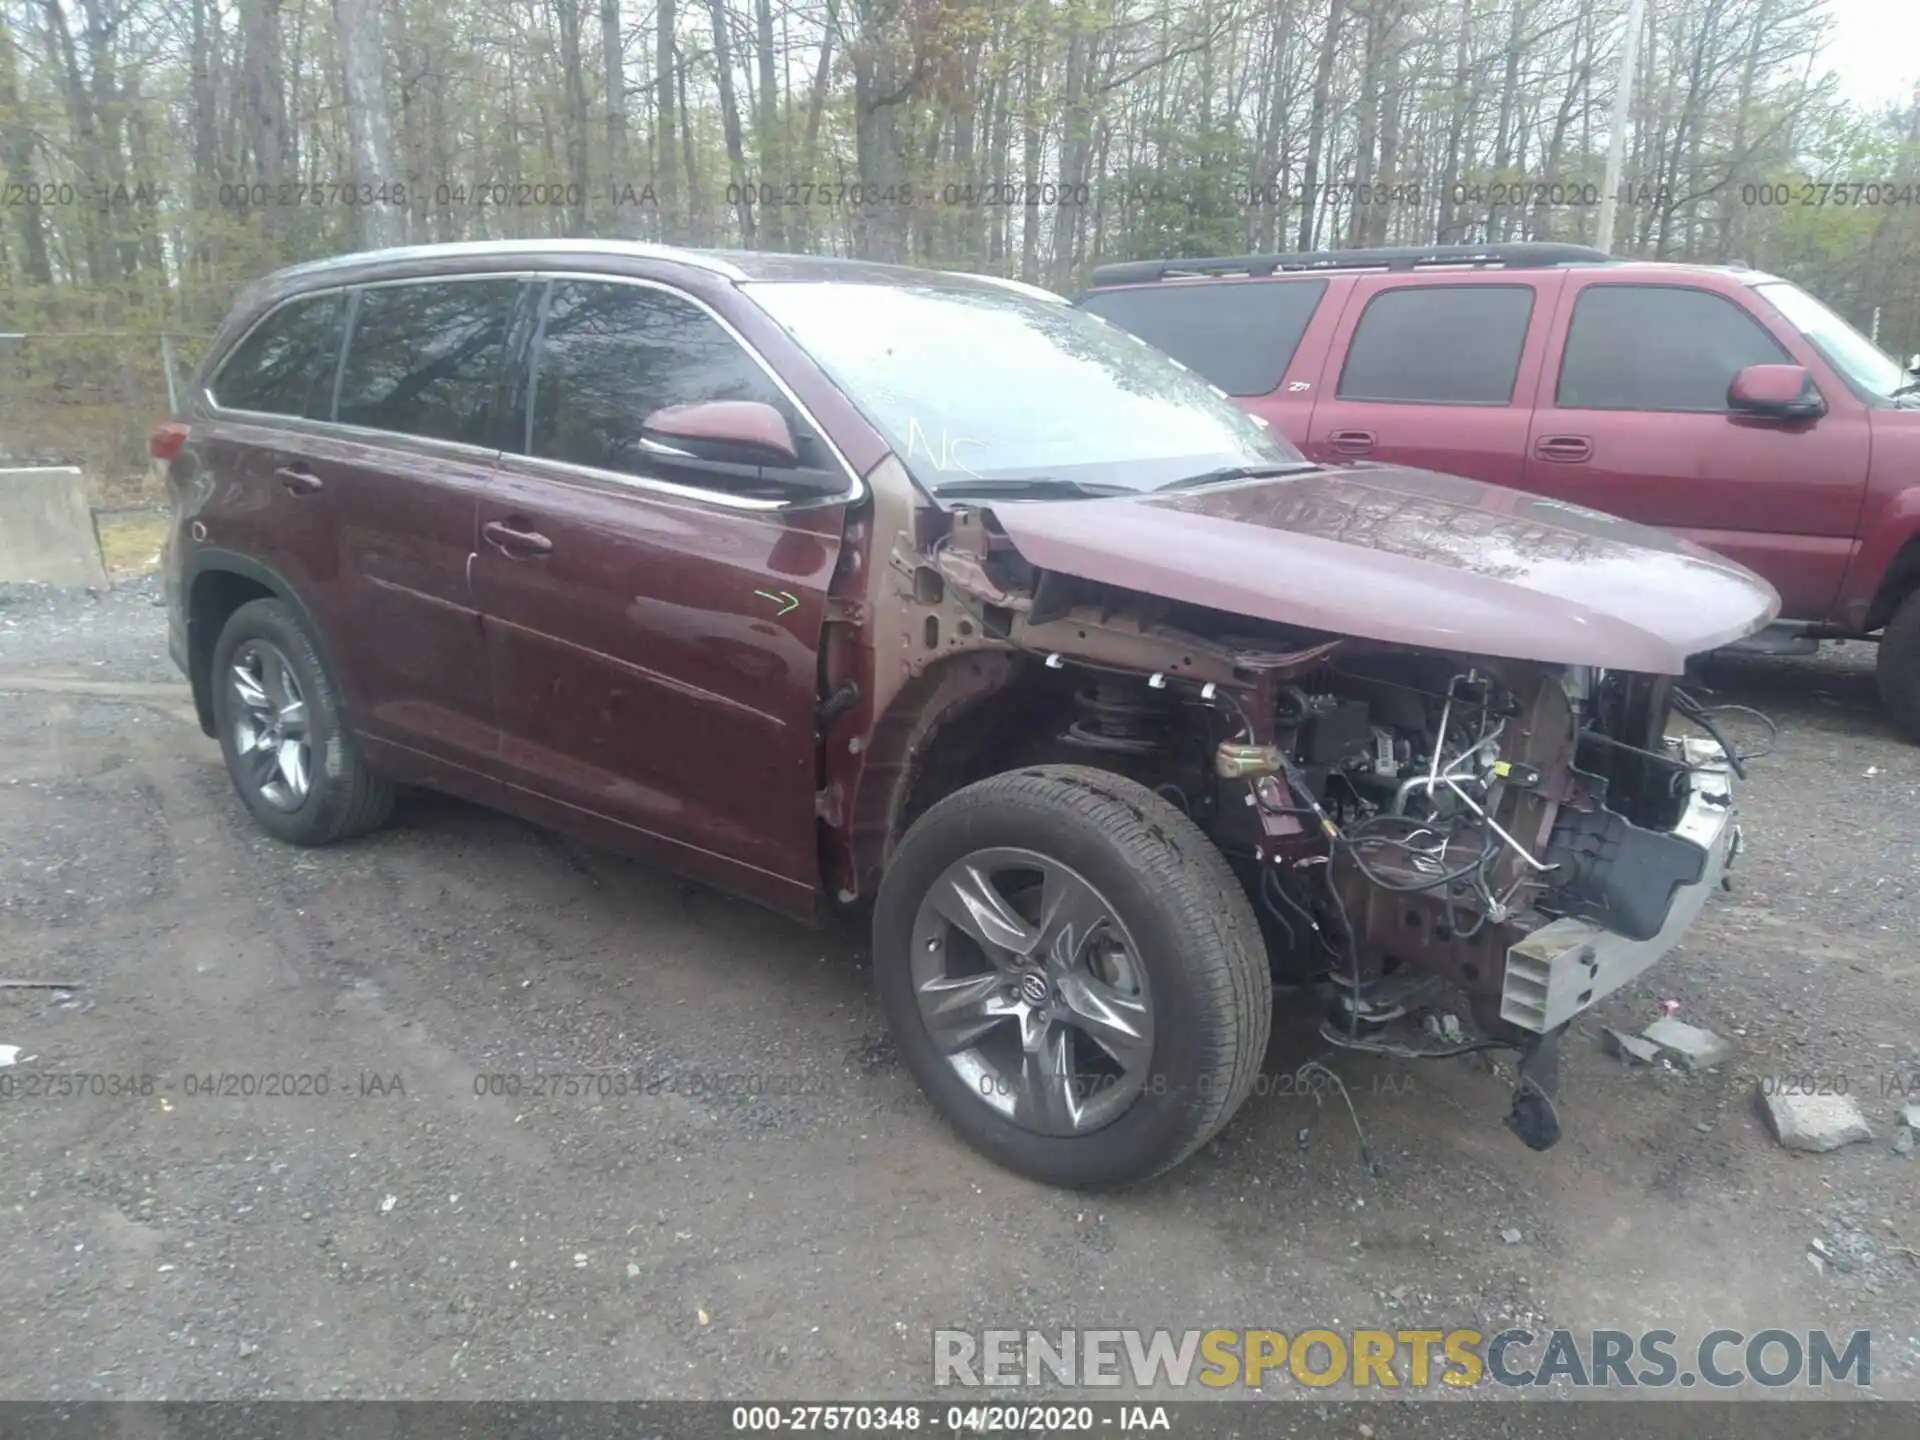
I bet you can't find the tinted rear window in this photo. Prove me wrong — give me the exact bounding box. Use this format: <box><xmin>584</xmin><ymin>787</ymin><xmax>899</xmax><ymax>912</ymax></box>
<box><xmin>1337</xmin><ymin>285</ymin><xmax>1536</xmax><ymax>404</ymax></box>
<box><xmin>335</xmin><ymin>279</ymin><xmax>521</xmax><ymax>445</ymax></box>
<box><xmin>1076</xmin><ymin>279</ymin><xmax>1327</xmax><ymax>396</ymax></box>
<box><xmin>210</xmin><ymin>292</ymin><xmax>345</xmax><ymax>417</ymax></box>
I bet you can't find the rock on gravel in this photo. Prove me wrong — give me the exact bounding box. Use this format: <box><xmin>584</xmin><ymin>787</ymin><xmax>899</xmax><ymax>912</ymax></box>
<box><xmin>1603</xmin><ymin>1028</ymin><xmax>1661</xmax><ymax>1065</ymax></box>
<box><xmin>1758</xmin><ymin>1084</ymin><xmax>1874</xmax><ymax>1153</ymax></box>
<box><xmin>1641</xmin><ymin>1017</ymin><xmax>1733</xmax><ymax>1072</ymax></box>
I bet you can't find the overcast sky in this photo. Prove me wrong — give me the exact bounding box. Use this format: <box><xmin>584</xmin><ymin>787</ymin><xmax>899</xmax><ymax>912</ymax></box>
<box><xmin>1821</xmin><ymin>0</ymin><xmax>1920</xmax><ymax>112</ymax></box>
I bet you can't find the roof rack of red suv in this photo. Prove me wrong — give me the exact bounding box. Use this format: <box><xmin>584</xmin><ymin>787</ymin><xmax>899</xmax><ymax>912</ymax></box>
<box><xmin>1088</xmin><ymin>242</ymin><xmax>1612</xmax><ymax>287</ymax></box>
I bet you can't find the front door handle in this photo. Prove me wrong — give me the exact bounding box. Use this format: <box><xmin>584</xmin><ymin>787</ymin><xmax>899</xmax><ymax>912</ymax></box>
<box><xmin>482</xmin><ymin>519</ymin><xmax>554</xmax><ymax>557</ymax></box>
<box><xmin>275</xmin><ymin>464</ymin><xmax>323</xmax><ymax>494</ymax></box>
<box><xmin>1328</xmin><ymin>429</ymin><xmax>1376</xmax><ymax>456</ymax></box>
<box><xmin>1534</xmin><ymin>435</ymin><xmax>1593</xmax><ymax>463</ymax></box>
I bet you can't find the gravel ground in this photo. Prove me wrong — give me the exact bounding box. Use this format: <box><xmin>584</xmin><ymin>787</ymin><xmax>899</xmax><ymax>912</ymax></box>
<box><xmin>0</xmin><ymin>579</ymin><xmax>1916</xmax><ymax>1414</ymax></box>
<box><xmin>0</xmin><ymin>576</ymin><xmax>176</xmax><ymax>681</ymax></box>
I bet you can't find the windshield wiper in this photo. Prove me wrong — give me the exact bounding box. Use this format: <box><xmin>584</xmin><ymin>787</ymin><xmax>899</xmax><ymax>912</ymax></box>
<box><xmin>1156</xmin><ymin>461</ymin><xmax>1320</xmax><ymax>493</ymax></box>
<box><xmin>931</xmin><ymin>476</ymin><xmax>1134</xmax><ymax>500</ymax></box>
<box><xmin>1891</xmin><ymin>379</ymin><xmax>1920</xmax><ymax>399</ymax></box>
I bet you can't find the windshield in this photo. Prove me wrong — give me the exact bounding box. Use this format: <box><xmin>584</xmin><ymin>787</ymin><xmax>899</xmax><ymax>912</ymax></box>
<box><xmin>1754</xmin><ymin>281</ymin><xmax>1911</xmax><ymax>401</ymax></box>
<box><xmin>745</xmin><ymin>278</ymin><xmax>1307</xmax><ymax>495</ymax></box>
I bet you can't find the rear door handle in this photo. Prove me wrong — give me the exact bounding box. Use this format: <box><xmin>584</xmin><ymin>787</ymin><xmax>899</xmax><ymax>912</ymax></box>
<box><xmin>1533</xmin><ymin>435</ymin><xmax>1593</xmax><ymax>463</ymax></box>
<box><xmin>274</xmin><ymin>464</ymin><xmax>323</xmax><ymax>494</ymax></box>
<box><xmin>482</xmin><ymin>519</ymin><xmax>554</xmax><ymax>557</ymax></box>
<box><xmin>1328</xmin><ymin>429</ymin><xmax>1375</xmax><ymax>456</ymax></box>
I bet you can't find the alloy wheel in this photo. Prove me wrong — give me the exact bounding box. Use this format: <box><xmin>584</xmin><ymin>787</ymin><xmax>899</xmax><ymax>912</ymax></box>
<box><xmin>228</xmin><ymin>638</ymin><xmax>312</xmax><ymax>811</ymax></box>
<box><xmin>909</xmin><ymin>847</ymin><xmax>1154</xmax><ymax>1137</ymax></box>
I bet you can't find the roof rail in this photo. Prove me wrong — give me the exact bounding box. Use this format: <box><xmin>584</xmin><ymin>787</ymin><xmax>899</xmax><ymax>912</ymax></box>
<box><xmin>274</xmin><ymin>237</ymin><xmax>752</xmax><ymax>284</ymax></box>
<box><xmin>1088</xmin><ymin>242</ymin><xmax>1612</xmax><ymax>287</ymax></box>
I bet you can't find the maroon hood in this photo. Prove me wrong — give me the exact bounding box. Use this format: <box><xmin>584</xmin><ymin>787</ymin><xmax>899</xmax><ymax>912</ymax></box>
<box><xmin>986</xmin><ymin>464</ymin><xmax>1779</xmax><ymax>674</ymax></box>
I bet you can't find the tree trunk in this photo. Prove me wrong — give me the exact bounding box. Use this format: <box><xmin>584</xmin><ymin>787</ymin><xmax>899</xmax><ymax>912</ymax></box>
<box><xmin>677</xmin><ymin>58</ymin><xmax>701</xmax><ymax>243</ymax></box>
<box><xmin>556</xmin><ymin>0</ymin><xmax>592</xmax><ymax>235</ymax></box>
<box><xmin>603</xmin><ymin>0</ymin><xmax>628</xmax><ymax>233</ymax></box>
<box><xmin>41</xmin><ymin>0</ymin><xmax>109</xmax><ymax>282</ymax></box>
<box><xmin>1347</xmin><ymin>5</ymin><xmax>1380</xmax><ymax>248</ymax></box>
<box><xmin>986</xmin><ymin>49</ymin><xmax>1009</xmax><ymax>265</ymax></box>
<box><xmin>1532</xmin><ymin>22</ymin><xmax>1585</xmax><ymax>241</ymax></box>
<box><xmin>1049</xmin><ymin>10</ymin><xmax>1096</xmax><ymax>290</ymax></box>
<box><xmin>1436</xmin><ymin>0</ymin><xmax>1472</xmax><ymax>243</ymax></box>
<box><xmin>76</xmin><ymin>0</ymin><xmax>140</xmax><ymax>282</ymax></box>
<box><xmin>656</xmin><ymin>0</ymin><xmax>681</xmax><ymax>239</ymax></box>
<box><xmin>235</xmin><ymin>0</ymin><xmax>290</xmax><ymax>244</ymax></box>
<box><xmin>1370</xmin><ymin>25</ymin><xmax>1400</xmax><ymax>247</ymax></box>
<box><xmin>754</xmin><ymin>0</ymin><xmax>783</xmax><ymax>248</ymax></box>
<box><xmin>1018</xmin><ymin>31</ymin><xmax>1041</xmax><ymax>282</ymax></box>
<box><xmin>332</xmin><ymin>0</ymin><xmax>404</xmax><ymax>248</ymax></box>
<box><xmin>850</xmin><ymin>0</ymin><xmax>918</xmax><ymax>262</ymax></box>
<box><xmin>0</xmin><ymin>13</ymin><xmax>51</xmax><ymax>285</ymax></box>
<box><xmin>1489</xmin><ymin>0</ymin><xmax>1526</xmax><ymax>241</ymax></box>
<box><xmin>1298</xmin><ymin>0</ymin><xmax>1345</xmax><ymax>251</ymax></box>
<box><xmin>1720</xmin><ymin>0</ymin><xmax>1771</xmax><ymax>262</ymax></box>
<box><xmin>707</xmin><ymin>0</ymin><xmax>756</xmax><ymax>244</ymax></box>
<box><xmin>799</xmin><ymin>0</ymin><xmax>836</xmax><ymax>253</ymax></box>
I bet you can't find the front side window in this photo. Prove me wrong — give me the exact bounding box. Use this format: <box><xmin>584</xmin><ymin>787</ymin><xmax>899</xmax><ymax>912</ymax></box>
<box><xmin>746</xmin><ymin>278</ymin><xmax>1304</xmax><ymax>497</ymax></box>
<box><xmin>209</xmin><ymin>292</ymin><xmax>345</xmax><ymax>418</ymax></box>
<box><xmin>1556</xmin><ymin>285</ymin><xmax>1790</xmax><ymax>412</ymax></box>
<box><xmin>1337</xmin><ymin>285</ymin><xmax>1536</xmax><ymax>405</ymax></box>
<box><xmin>1076</xmin><ymin>279</ymin><xmax>1328</xmax><ymax>396</ymax></box>
<box><xmin>527</xmin><ymin>280</ymin><xmax>789</xmax><ymax>478</ymax></box>
<box><xmin>335</xmin><ymin>279</ymin><xmax>521</xmax><ymax>444</ymax></box>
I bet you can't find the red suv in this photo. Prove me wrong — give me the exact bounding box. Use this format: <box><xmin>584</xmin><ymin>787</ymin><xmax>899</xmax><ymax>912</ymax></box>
<box><xmin>1077</xmin><ymin>242</ymin><xmax>1920</xmax><ymax>736</ymax></box>
<box><xmin>158</xmin><ymin>240</ymin><xmax>1776</xmax><ymax>1187</ymax></box>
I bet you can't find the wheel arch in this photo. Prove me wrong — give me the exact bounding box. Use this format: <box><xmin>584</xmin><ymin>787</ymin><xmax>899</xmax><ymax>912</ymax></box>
<box><xmin>185</xmin><ymin>550</ymin><xmax>336</xmax><ymax>737</ymax></box>
<box><xmin>840</xmin><ymin>648</ymin><xmax>1228</xmax><ymax>903</ymax></box>
<box><xmin>1864</xmin><ymin>529</ymin><xmax>1920</xmax><ymax>634</ymax></box>
<box><xmin>841</xmin><ymin>650</ymin><xmax>1032</xmax><ymax>899</ymax></box>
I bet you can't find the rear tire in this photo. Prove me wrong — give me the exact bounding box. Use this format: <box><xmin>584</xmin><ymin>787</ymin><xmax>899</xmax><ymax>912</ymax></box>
<box><xmin>1878</xmin><ymin>589</ymin><xmax>1920</xmax><ymax>744</ymax></box>
<box><xmin>873</xmin><ymin>765</ymin><xmax>1271</xmax><ymax>1188</ymax></box>
<box><xmin>210</xmin><ymin>598</ymin><xmax>394</xmax><ymax>845</ymax></box>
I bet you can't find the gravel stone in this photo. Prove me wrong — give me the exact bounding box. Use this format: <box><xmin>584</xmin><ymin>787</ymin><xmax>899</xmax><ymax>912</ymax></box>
<box><xmin>1641</xmin><ymin>1018</ymin><xmax>1734</xmax><ymax>1072</ymax></box>
<box><xmin>1603</xmin><ymin>1028</ymin><xmax>1661</xmax><ymax>1065</ymax></box>
<box><xmin>1758</xmin><ymin>1085</ymin><xmax>1874</xmax><ymax>1153</ymax></box>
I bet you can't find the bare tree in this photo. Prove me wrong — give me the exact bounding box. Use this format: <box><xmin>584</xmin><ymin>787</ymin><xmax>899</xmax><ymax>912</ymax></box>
<box><xmin>657</xmin><ymin>0</ymin><xmax>681</xmax><ymax>238</ymax></box>
<box><xmin>707</xmin><ymin>0</ymin><xmax>754</xmax><ymax>242</ymax></box>
<box><xmin>1</xmin><ymin>9</ymin><xmax>51</xmax><ymax>284</ymax></box>
<box><xmin>333</xmin><ymin>0</ymin><xmax>405</xmax><ymax>247</ymax></box>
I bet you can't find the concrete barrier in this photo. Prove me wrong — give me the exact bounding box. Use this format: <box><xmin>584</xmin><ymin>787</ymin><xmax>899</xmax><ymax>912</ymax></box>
<box><xmin>0</xmin><ymin>466</ymin><xmax>110</xmax><ymax>588</ymax></box>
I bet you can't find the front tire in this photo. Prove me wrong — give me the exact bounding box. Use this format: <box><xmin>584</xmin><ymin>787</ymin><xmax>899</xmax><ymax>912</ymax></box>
<box><xmin>873</xmin><ymin>765</ymin><xmax>1272</xmax><ymax>1188</ymax></box>
<box><xmin>1878</xmin><ymin>589</ymin><xmax>1920</xmax><ymax>744</ymax></box>
<box><xmin>210</xmin><ymin>598</ymin><xmax>394</xmax><ymax>845</ymax></box>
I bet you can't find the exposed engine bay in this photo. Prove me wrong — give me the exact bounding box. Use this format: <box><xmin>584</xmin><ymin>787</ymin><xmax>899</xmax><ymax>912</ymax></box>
<box><xmin>856</xmin><ymin>502</ymin><xmax>1770</xmax><ymax>1151</ymax></box>
<box><xmin>1035</xmin><ymin>648</ymin><xmax>1748</xmax><ymax>979</ymax></box>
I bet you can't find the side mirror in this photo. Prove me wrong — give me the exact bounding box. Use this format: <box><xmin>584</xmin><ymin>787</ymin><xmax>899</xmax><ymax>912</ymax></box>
<box><xmin>1727</xmin><ymin>363</ymin><xmax>1825</xmax><ymax>420</ymax></box>
<box><xmin>636</xmin><ymin>398</ymin><xmax>845</xmax><ymax>498</ymax></box>
<box><xmin>1907</xmin><ymin>353</ymin><xmax>1920</xmax><ymax>376</ymax></box>
<box><xmin>640</xmin><ymin>399</ymin><xmax>800</xmax><ymax>467</ymax></box>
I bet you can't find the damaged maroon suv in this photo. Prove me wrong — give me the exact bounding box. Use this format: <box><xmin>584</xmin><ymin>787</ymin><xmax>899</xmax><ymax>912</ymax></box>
<box><xmin>158</xmin><ymin>240</ymin><xmax>1777</xmax><ymax>1187</ymax></box>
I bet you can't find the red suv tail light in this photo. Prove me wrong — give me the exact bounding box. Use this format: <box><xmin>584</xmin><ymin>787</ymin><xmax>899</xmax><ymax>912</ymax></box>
<box><xmin>149</xmin><ymin>421</ymin><xmax>190</xmax><ymax>461</ymax></box>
